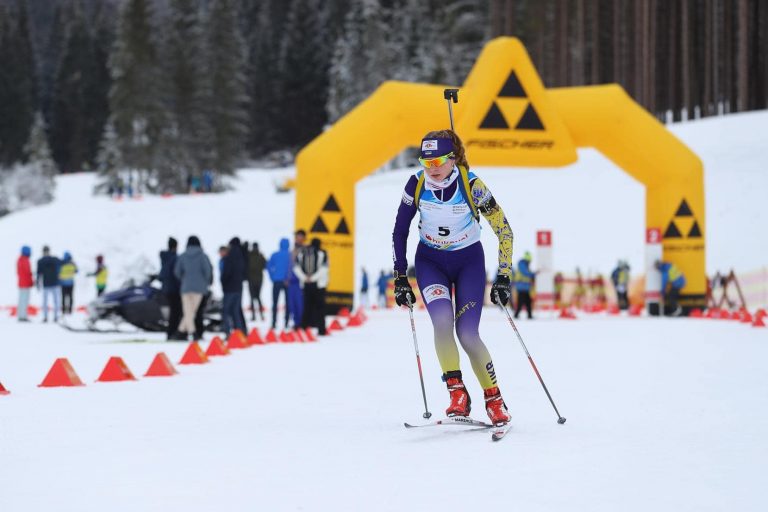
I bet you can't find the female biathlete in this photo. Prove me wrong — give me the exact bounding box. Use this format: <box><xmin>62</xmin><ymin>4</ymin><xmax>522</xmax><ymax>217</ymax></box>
<box><xmin>392</xmin><ymin>129</ymin><xmax>514</xmax><ymax>426</ymax></box>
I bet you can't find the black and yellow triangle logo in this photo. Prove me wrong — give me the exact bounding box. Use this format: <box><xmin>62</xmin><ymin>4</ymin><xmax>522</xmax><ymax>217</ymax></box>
<box><xmin>664</xmin><ymin>199</ymin><xmax>702</xmax><ymax>239</ymax></box>
<box><xmin>311</xmin><ymin>194</ymin><xmax>350</xmax><ymax>236</ymax></box>
<box><xmin>478</xmin><ymin>71</ymin><xmax>544</xmax><ymax>131</ymax></box>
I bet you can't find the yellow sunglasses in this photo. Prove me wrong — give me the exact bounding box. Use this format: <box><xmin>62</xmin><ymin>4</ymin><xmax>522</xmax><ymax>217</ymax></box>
<box><xmin>418</xmin><ymin>153</ymin><xmax>455</xmax><ymax>169</ymax></box>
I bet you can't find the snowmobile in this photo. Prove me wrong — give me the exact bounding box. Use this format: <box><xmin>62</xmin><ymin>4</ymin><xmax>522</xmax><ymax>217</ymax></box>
<box><xmin>64</xmin><ymin>277</ymin><xmax>222</xmax><ymax>334</ymax></box>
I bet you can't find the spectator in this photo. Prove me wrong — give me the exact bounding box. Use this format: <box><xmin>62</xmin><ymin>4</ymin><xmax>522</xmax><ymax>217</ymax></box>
<box><xmin>267</xmin><ymin>238</ymin><xmax>292</xmax><ymax>330</ymax></box>
<box><xmin>58</xmin><ymin>251</ymin><xmax>78</xmax><ymax>315</ymax></box>
<box><xmin>514</xmin><ymin>251</ymin><xmax>535</xmax><ymax>319</ymax></box>
<box><xmin>247</xmin><ymin>242</ymin><xmax>267</xmax><ymax>321</ymax></box>
<box><xmin>287</xmin><ymin>229</ymin><xmax>306</xmax><ymax>329</ymax></box>
<box><xmin>376</xmin><ymin>270</ymin><xmax>391</xmax><ymax>308</ymax></box>
<box><xmin>656</xmin><ymin>260</ymin><xmax>686</xmax><ymax>316</ymax></box>
<box><xmin>87</xmin><ymin>255</ymin><xmax>108</xmax><ymax>296</ymax></box>
<box><xmin>360</xmin><ymin>267</ymin><xmax>369</xmax><ymax>308</ymax></box>
<box><xmin>220</xmin><ymin>237</ymin><xmax>247</xmax><ymax>336</ymax></box>
<box><xmin>174</xmin><ymin>236</ymin><xmax>213</xmax><ymax>340</ymax></box>
<box><xmin>295</xmin><ymin>238</ymin><xmax>328</xmax><ymax>335</ymax></box>
<box><xmin>17</xmin><ymin>246</ymin><xmax>33</xmax><ymax>322</ymax></box>
<box><xmin>159</xmin><ymin>237</ymin><xmax>183</xmax><ymax>340</ymax></box>
<box><xmin>611</xmin><ymin>260</ymin><xmax>630</xmax><ymax>310</ymax></box>
<box><xmin>36</xmin><ymin>246</ymin><xmax>61</xmax><ymax>322</ymax></box>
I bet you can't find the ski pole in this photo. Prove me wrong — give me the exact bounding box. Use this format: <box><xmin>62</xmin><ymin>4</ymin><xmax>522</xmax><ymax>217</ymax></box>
<box><xmin>443</xmin><ymin>88</ymin><xmax>459</xmax><ymax>131</ymax></box>
<box><xmin>495</xmin><ymin>292</ymin><xmax>567</xmax><ymax>424</ymax></box>
<box><xmin>407</xmin><ymin>297</ymin><xmax>432</xmax><ymax>419</ymax></box>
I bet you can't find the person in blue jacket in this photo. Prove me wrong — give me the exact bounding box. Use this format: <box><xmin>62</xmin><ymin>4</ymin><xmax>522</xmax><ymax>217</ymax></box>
<box><xmin>514</xmin><ymin>251</ymin><xmax>536</xmax><ymax>319</ymax></box>
<box><xmin>656</xmin><ymin>260</ymin><xmax>686</xmax><ymax>316</ymax></box>
<box><xmin>268</xmin><ymin>238</ymin><xmax>292</xmax><ymax>330</ymax></box>
<box><xmin>376</xmin><ymin>270</ymin><xmax>391</xmax><ymax>308</ymax></box>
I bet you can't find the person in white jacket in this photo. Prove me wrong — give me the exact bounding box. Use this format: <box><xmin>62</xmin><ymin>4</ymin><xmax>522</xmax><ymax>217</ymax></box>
<box><xmin>293</xmin><ymin>238</ymin><xmax>329</xmax><ymax>335</ymax></box>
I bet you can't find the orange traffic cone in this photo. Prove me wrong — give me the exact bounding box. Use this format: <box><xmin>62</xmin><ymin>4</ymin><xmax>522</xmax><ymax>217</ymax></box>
<box><xmin>96</xmin><ymin>357</ymin><xmax>137</xmax><ymax>382</ymax></box>
<box><xmin>304</xmin><ymin>328</ymin><xmax>318</xmax><ymax>342</ymax></box>
<box><xmin>227</xmin><ymin>330</ymin><xmax>249</xmax><ymax>349</ymax></box>
<box><xmin>206</xmin><ymin>336</ymin><xmax>230</xmax><ymax>356</ymax></box>
<box><xmin>39</xmin><ymin>358</ymin><xmax>85</xmax><ymax>387</ymax></box>
<box><xmin>265</xmin><ymin>328</ymin><xmax>278</xmax><ymax>343</ymax></box>
<box><xmin>178</xmin><ymin>341</ymin><xmax>209</xmax><ymax>365</ymax></box>
<box><xmin>329</xmin><ymin>318</ymin><xmax>344</xmax><ymax>331</ymax></box>
<box><xmin>0</xmin><ymin>381</ymin><xmax>9</xmax><ymax>395</ymax></box>
<box><xmin>248</xmin><ymin>328</ymin><xmax>264</xmax><ymax>345</ymax></box>
<box><xmin>144</xmin><ymin>352</ymin><xmax>178</xmax><ymax>377</ymax></box>
<box><xmin>346</xmin><ymin>314</ymin><xmax>363</xmax><ymax>327</ymax></box>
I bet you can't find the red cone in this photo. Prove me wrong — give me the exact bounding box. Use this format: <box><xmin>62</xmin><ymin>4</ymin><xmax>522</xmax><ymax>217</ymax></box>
<box><xmin>304</xmin><ymin>328</ymin><xmax>318</xmax><ymax>342</ymax></box>
<box><xmin>178</xmin><ymin>341</ymin><xmax>209</xmax><ymax>365</ymax></box>
<box><xmin>227</xmin><ymin>330</ymin><xmax>249</xmax><ymax>349</ymax></box>
<box><xmin>96</xmin><ymin>357</ymin><xmax>137</xmax><ymax>382</ymax></box>
<box><xmin>144</xmin><ymin>352</ymin><xmax>178</xmax><ymax>377</ymax></box>
<box><xmin>295</xmin><ymin>329</ymin><xmax>306</xmax><ymax>342</ymax></box>
<box><xmin>337</xmin><ymin>307</ymin><xmax>351</xmax><ymax>318</ymax></box>
<box><xmin>39</xmin><ymin>358</ymin><xmax>85</xmax><ymax>387</ymax></box>
<box><xmin>248</xmin><ymin>328</ymin><xmax>264</xmax><ymax>345</ymax></box>
<box><xmin>753</xmin><ymin>316</ymin><xmax>766</xmax><ymax>328</ymax></box>
<box><xmin>346</xmin><ymin>314</ymin><xmax>363</xmax><ymax>327</ymax></box>
<box><xmin>329</xmin><ymin>318</ymin><xmax>344</xmax><ymax>331</ymax></box>
<box><xmin>206</xmin><ymin>336</ymin><xmax>230</xmax><ymax>356</ymax></box>
<box><xmin>265</xmin><ymin>329</ymin><xmax>278</xmax><ymax>343</ymax></box>
<box><xmin>0</xmin><ymin>381</ymin><xmax>9</xmax><ymax>395</ymax></box>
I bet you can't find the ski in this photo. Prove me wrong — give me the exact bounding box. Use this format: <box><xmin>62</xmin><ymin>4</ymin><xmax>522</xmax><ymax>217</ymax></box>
<box><xmin>491</xmin><ymin>423</ymin><xmax>513</xmax><ymax>441</ymax></box>
<box><xmin>404</xmin><ymin>417</ymin><xmax>493</xmax><ymax>429</ymax></box>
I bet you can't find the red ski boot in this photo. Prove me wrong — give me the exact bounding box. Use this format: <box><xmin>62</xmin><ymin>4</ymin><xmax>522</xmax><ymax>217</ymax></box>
<box><xmin>484</xmin><ymin>386</ymin><xmax>511</xmax><ymax>426</ymax></box>
<box><xmin>444</xmin><ymin>371</ymin><xmax>471</xmax><ymax>417</ymax></box>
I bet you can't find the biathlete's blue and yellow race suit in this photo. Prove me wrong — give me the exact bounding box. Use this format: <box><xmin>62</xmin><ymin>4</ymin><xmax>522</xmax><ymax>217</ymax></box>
<box><xmin>392</xmin><ymin>166</ymin><xmax>513</xmax><ymax>390</ymax></box>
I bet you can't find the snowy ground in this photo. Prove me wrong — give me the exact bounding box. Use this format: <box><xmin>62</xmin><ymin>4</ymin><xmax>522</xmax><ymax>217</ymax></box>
<box><xmin>0</xmin><ymin>309</ymin><xmax>766</xmax><ymax>511</ymax></box>
<box><xmin>1</xmin><ymin>111</ymin><xmax>767</xmax><ymax>510</ymax></box>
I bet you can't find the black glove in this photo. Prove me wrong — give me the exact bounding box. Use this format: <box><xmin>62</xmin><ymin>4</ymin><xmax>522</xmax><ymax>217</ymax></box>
<box><xmin>394</xmin><ymin>275</ymin><xmax>416</xmax><ymax>307</ymax></box>
<box><xmin>491</xmin><ymin>275</ymin><xmax>511</xmax><ymax>306</ymax></box>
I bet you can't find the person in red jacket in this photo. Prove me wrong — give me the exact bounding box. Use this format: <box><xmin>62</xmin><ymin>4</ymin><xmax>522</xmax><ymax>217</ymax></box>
<box><xmin>17</xmin><ymin>246</ymin><xmax>33</xmax><ymax>322</ymax></box>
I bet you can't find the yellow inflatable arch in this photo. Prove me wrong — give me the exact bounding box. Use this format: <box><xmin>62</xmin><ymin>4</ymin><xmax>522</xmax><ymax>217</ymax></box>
<box><xmin>295</xmin><ymin>37</ymin><xmax>705</xmax><ymax>313</ymax></box>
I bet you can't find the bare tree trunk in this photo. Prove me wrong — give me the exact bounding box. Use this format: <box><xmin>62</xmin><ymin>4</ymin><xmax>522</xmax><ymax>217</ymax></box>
<box><xmin>736</xmin><ymin>0</ymin><xmax>749</xmax><ymax>111</ymax></box>
<box><xmin>669</xmin><ymin>0</ymin><xmax>679</xmax><ymax>120</ymax></box>
<box><xmin>723</xmin><ymin>0</ymin><xmax>733</xmax><ymax>113</ymax></box>
<box><xmin>712</xmin><ymin>0</ymin><xmax>719</xmax><ymax>113</ymax></box>
<box><xmin>504</xmin><ymin>0</ymin><xmax>515</xmax><ymax>36</ymax></box>
<box><xmin>681</xmin><ymin>0</ymin><xmax>691</xmax><ymax>118</ymax></box>
<box><xmin>614</xmin><ymin>0</ymin><xmax>622</xmax><ymax>86</ymax></box>
<box><xmin>648</xmin><ymin>0</ymin><xmax>656</xmax><ymax>114</ymax></box>
<box><xmin>591</xmin><ymin>0</ymin><xmax>600</xmax><ymax>83</ymax></box>
<box><xmin>573</xmin><ymin>0</ymin><xmax>586</xmax><ymax>85</ymax></box>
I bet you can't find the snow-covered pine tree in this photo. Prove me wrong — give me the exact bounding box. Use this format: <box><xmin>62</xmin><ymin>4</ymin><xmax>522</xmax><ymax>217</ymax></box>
<box><xmin>205</xmin><ymin>0</ymin><xmax>249</xmax><ymax>178</ymax></box>
<box><xmin>108</xmin><ymin>0</ymin><xmax>168</xmax><ymax>192</ymax></box>
<box><xmin>95</xmin><ymin>119</ymin><xmax>123</xmax><ymax>193</ymax></box>
<box><xmin>277</xmin><ymin>0</ymin><xmax>333</xmax><ymax>147</ymax></box>
<box><xmin>50</xmin><ymin>1</ymin><xmax>97</xmax><ymax>173</ymax></box>
<box><xmin>0</xmin><ymin>0</ymin><xmax>38</xmax><ymax>167</ymax></box>
<box><xmin>244</xmin><ymin>0</ymin><xmax>281</xmax><ymax>154</ymax></box>
<box><xmin>0</xmin><ymin>112</ymin><xmax>56</xmax><ymax>215</ymax></box>
<box><xmin>164</xmin><ymin>0</ymin><xmax>210</xmax><ymax>191</ymax></box>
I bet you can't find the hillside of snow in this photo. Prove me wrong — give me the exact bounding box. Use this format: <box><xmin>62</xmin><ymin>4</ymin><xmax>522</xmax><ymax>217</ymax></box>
<box><xmin>1</xmin><ymin>111</ymin><xmax>766</xmax><ymax>308</ymax></box>
<box><xmin>0</xmin><ymin>112</ymin><xmax>766</xmax><ymax>512</ymax></box>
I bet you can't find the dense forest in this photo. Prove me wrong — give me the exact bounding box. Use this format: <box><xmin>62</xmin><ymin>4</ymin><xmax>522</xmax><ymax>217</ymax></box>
<box><xmin>0</xmin><ymin>0</ymin><xmax>765</xmax><ymax>203</ymax></box>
